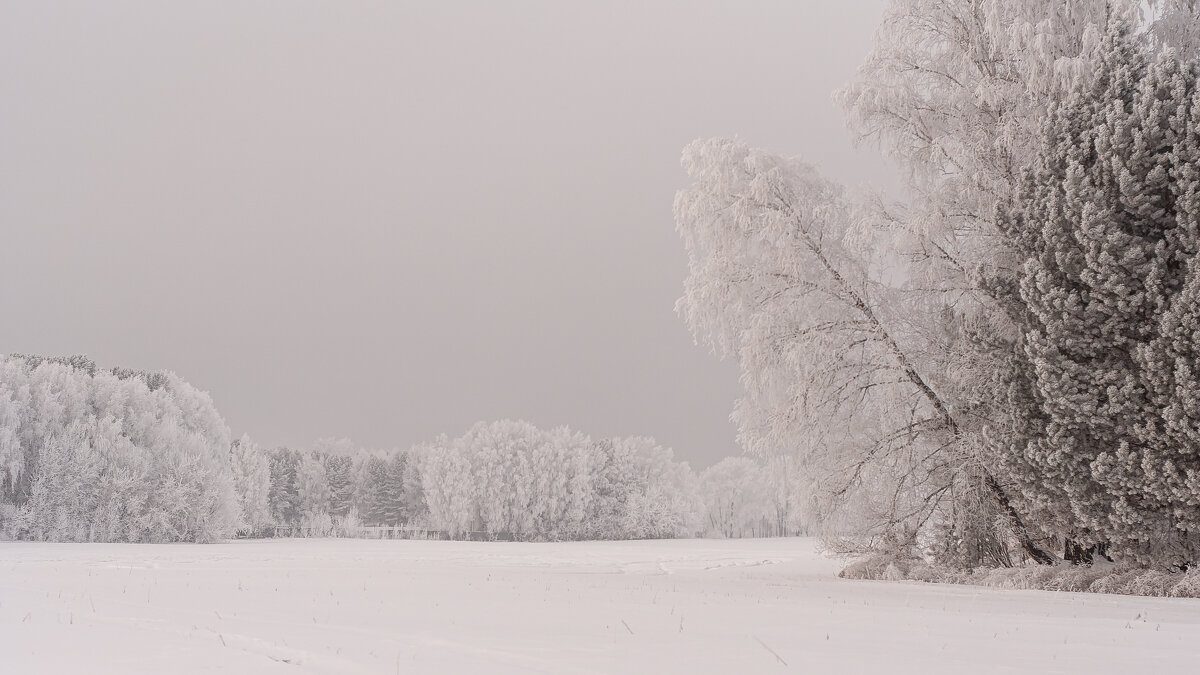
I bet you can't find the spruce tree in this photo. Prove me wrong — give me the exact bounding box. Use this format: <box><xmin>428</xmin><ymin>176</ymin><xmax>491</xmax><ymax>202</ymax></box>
<box><xmin>324</xmin><ymin>455</ymin><xmax>354</xmax><ymax>519</ymax></box>
<box><xmin>1001</xmin><ymin>23</ymin><xmax>1200</xmax><ymax>565</ymax></box>
<box><xmin>383</xmin><ymin>453</ymin><xmax>408</xmax><ymax>525</ymax></box>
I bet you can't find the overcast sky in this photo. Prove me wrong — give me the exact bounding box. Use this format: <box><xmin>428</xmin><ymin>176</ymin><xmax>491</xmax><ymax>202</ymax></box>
<box><xmin>1</xmin><ymin>1</ymin><xmax>893</xmax><ymax>467</ymax></box>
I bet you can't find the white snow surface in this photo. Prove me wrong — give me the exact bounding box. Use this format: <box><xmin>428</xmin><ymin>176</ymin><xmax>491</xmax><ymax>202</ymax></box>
<box><xmin>2</xmin><ymin>537</ymin><xmax>1196</xmax><ymax>674</ymax></box>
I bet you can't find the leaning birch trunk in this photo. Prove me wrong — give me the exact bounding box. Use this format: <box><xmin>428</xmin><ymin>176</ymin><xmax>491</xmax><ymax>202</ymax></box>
<box><xmin>780</xmin><ymin>195</ymin><xmax>1055</xmax><ymax>566</ymax></box>
<box><xmin>675</xmin><ymin>138</ymin><xmax>1055</xmax><ymax>567</ymax></box>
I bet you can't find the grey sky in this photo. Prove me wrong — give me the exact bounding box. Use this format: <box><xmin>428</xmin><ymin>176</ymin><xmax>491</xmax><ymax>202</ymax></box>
<box><xmin>1</xmin><ymin>1</ymin><xmax>892</xmax><ymax>467</ymax></box>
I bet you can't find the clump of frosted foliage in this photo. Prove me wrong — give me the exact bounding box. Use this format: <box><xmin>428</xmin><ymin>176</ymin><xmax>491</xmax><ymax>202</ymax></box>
<box><xmin>414</xmin><ymin>420</ymin><xmax>703</xmax><ymax>541</ymax></box>
<box><xmin>0</xmin><ymin>354</ymin><xmax>238</xmax><ymax>542</ymax></box>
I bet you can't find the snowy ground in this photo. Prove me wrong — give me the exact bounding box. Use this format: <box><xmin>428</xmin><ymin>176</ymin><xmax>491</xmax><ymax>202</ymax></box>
<box><xmin>2</xmin><ymin>538</ymin><xmax>1197</xmax><ymax>674</ymax></box>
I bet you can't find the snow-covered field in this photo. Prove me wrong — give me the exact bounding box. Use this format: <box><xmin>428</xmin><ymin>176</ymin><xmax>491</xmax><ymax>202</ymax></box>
<box><xmin>2</xmin><ymin>538</ymin><xmax>1196</xmax><ymax>674</ymax></box>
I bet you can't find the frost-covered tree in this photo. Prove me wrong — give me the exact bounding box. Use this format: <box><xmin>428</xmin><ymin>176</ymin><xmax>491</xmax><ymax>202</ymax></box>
<box><xmin>584</xmin><ymin>438</ymin><xmax>640</xmax><ymax>539</ymax></box>
<box><xmin>267</xmin><ymin>447</ymin><xmax>302</xmax><ymax>527</ymax></box>
<box><xmin>834</xmin><ymin>0</ymin><xmax>1138</xmax><ymax>557</ymax></box>
<box><xmin>466</xmin><ymin>420</ymin><xmax>531</xmax><ymax>536</ymax></box>
<box><xmin>830</xmin><ymin>0</ymin><xmax>1200</xmax><ymax>565</ymax></box>
<box><xmin>699</xmin><ymin>457</ymin><xmax>773</xmax><ymax>538</ymax></box>
<box><xmin>21</xmin><ymin>418</ymin><xmax>102</xmax><ymax>541</ymax></box>
<box><xmin>89</xmin><ymin>418</ymin><xmax>148</xmax><ymax>542</ymax></box>
<box><xmin>615</xmin><ymin>436</ymin><xmax>702</xmax><ymax>539</ymax></box>
<box><xmin>1150</xmin><ymin>0</ymin><xmax>1200</xmax><ymax>61</ymax></box>
<box><xmin>414</xmin><ymin>422</ymin><xmax>701</xmax><ymax>540</ymax></box>
<box><xmin>0</xmin><ymin>354</ymin><xmax>239</xmax><ymax>542</ymax></box>
<box><xmin>764</xmin><ymin>454</ymin><xmax>814</xmax><ymax>536</ymax></box>
<box><xmin>0</xmin><ymin>359</ymin><xmax>29</xmax><ymax>506</ymax></box>
<box><xmin>418</xmin><ymin>436</ymin><xmax>478</xmax><ymax>537</ymax></box>
<box><xmin>1001</xmin><ymin>23</ymin><xmax>1200</xmax><ymax>565</ymax></box>
<box><xmin>357</xmin><ymin>454</ymin><xmax>395</xmax><ymax>525</ymax></box>
<box><xmin>309</xmin><ymin>438</ymin><xmax>355</xmax><ymax>520</ymax></box>
<box><xmin>397</xmin><ymin>450</ymin><xmax>424</xmax><ymax>525</ymax></box>
<box><xmin>509</xmin><ymin>424</ymin><xmax>591</xmax><ymax>539</ymax></box>
<box><xmin>324</xmin><ymin>454</ymin><xmax>354</xmax><ymax>519</ymax></box>
<box><xmin>838</xmin><ymin>0</ymin><xmax>1124</xmax><ymax>287</ymax></box>
<box><xmin>231</xmin><ymin>434</ymin><xmax>271</xmax><ymax>534</ymax></box>
<box><xmin>675</xmin><ymin>138</ymin><xmax>1053</xmax><ymax>562</ymax></box>
<box><xmin>297</xmin><ymin>451</ymin><xmax>332</xmax><ymax>533</ymax></box>
<box><xmin>418</xmin><ymin>421</ymin><xmax>593</xmax><ymax>540</ymax></box>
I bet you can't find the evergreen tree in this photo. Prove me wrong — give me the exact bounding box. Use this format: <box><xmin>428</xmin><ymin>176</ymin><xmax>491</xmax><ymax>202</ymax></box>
<box><xmin>383</xmin><ymin>451</ymin><xmax>409</xmax><ymax>525</ymax></box>
<box><xmin>325</xmin><ymin>454</ymin><xmax>354</xmax><ymax>519</ymax></box>
<box><xmin>297</xmin><ymin>452</ymin><xmax>331</xmax><ymax>528</ymax></box>
<box><xmin>357</xmin><ymin>455</ymin><xmax>389</xmax><ymax>525</ymax></box>
<box><xmin>1002</xmin><ymin>24</ymin><xmax>1200</xmax><ymax>565</ymax></box>
<box><xmin>268</xmin><ymin>448</ymin><xmax>302</xmax><ymax>527</ymax></box>
<box><xmin>355</xmin><ymin>453</ymin><xmax>407</xmax><ymax>526</ymax></box>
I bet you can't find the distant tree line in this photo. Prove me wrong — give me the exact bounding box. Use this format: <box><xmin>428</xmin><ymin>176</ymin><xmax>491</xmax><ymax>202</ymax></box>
<box><xmin>238</xmin><ymin>421</ymin><xmax>808</xmax><ymax>541</ymax></box>
<box><xmin>0</xmin><ymin>354</ymin><xmax>804</xmax><ymax>543</ymax></box>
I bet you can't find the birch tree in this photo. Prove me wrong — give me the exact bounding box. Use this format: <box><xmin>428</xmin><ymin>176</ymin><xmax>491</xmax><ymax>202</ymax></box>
<box><xmin>231</xmin><ymin>434</ymin><xmax>272</xmax><ymax>534</ymax></box>
<box><xmin>0</xmin><ymin>354</ymin><xmax>239</xmax><ymax>542</ymax></box>
<box><xmin>699</xmin><ymin>457</ymin><xmax>773</xmax><ymax>538</ymax></box>
<box><xmin>675</xmin><ymin>137</ymin><xmax>1054</xmax><ymax>562</ymax></box>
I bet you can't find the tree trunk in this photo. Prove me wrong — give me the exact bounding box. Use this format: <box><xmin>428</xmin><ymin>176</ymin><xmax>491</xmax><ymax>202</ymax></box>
<box><xmin>983</xmin><ymin>473</ymin><xmax>1055</xmax><ymax>565</ymax></box>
